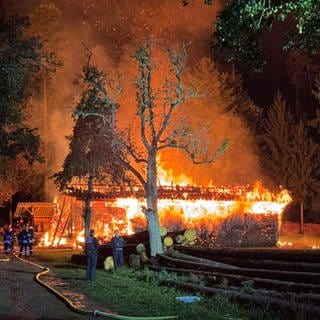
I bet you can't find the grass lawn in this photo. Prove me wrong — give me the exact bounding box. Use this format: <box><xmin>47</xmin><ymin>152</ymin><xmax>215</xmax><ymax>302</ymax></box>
<box><xmin>32</xmin><ymin>249</ymin><xmax>283</xmax><ymax>320</ymax></box>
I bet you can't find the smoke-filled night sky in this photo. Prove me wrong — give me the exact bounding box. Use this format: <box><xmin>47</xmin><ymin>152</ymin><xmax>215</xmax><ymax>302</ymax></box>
<box><xmin>5</xmin><ymin>0</ymin><xmax>266</xmax><ymax>198</ymax></box>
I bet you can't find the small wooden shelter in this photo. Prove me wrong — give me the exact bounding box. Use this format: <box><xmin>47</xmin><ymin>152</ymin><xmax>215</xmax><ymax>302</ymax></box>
<box><xmin>14</xmin><ymin>202</ymin><xmax>57</xmax><ymax>232</ymax></box>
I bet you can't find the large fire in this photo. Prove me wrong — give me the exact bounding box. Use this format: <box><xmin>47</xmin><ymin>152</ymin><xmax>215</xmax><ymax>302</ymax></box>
<box><xmin>40</xmin><ymin>174</ymin><xmax>292</xmax><ymax>248</ymax></box>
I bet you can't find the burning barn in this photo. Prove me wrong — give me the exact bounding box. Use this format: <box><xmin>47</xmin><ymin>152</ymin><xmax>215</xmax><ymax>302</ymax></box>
<box><xmin>41</xmin><ymin>182</ymin><xmax>291</xmax><ymax>248</ymax></box>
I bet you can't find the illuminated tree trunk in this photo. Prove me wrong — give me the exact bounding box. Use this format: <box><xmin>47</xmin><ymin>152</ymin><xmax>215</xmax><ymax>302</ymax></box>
<box><xmin>299</xmin><ymin>200</ymin><xmax>304</xmax><ymax>235</ymax></box>
<box><xmin>144</xmin><ymin>150</ymin><xmax>163</xmax><ymax>257</ymax></box>
<box><xmin>84</xmin><ymin>175</ymin><xmax>93</xmax><ymax>240</ymax></box>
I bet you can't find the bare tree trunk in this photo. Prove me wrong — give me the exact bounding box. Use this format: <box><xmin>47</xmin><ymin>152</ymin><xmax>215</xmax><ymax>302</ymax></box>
<box><xmin>84</xmin><ymin>175</ymin><xmax>93</xmax><ymax>240</ymax></box>
<box><xmin>299</xmin><ymin>200</ymin><xmax>304</xmax><ymax>235</ymax></box>
<box><xmin>145</xmin><ymin>208</ymin><xmax>163</xmax><ymax>256</ymax></box>
<box><xmin>144</xmin><ymin>151</ymin><xmax>163</xmax><ymax>256</ymax></box>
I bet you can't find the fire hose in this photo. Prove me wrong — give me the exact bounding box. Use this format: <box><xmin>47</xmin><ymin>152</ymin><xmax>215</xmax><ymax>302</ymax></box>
<box><xmin>15</xmin><ymin>255</ymin><xmax>178</xmax><ymax>320</ymax></box>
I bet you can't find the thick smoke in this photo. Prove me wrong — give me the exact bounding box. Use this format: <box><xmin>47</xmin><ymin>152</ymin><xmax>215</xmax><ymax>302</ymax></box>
<box><xmin>8</xmin><ymin>0</ymin><xmax>262</xmax><ymax>198</ymax></box>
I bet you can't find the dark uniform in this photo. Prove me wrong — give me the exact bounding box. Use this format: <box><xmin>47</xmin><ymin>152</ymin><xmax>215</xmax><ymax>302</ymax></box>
<box><xmin>85</xmin><ymin>229</ymin><xmax>99</xmax><ymax>281</ymax></box>
<box><xmin>9</xmin><ymin>227</ymin><xmax>16</xmax><ymax>254</ymax></box>
<box><xmin>3</xmin><ymin>229</ymin><xmax>11</xmax><ymax>255</ymax></box>
<box><xmin>110</xmin><ymin>230</ymin><xmax>126</xmax><ymax>269</ymax></box>
<box><xmin>27</xmin><ymin>226</ymin><xmax>34</xmax><ymax>256</ymax></box>
<box><xmin>19</xmin><ymin>227</ymin><xmax>29</xmax><ymax>257</ymax></box>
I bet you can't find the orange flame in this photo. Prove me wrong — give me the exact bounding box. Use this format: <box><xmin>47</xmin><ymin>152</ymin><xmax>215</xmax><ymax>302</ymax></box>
<box><xmin>43</xmin><ymin>159</ymin><xmax>293</xmax><ymax>247</ymax></box>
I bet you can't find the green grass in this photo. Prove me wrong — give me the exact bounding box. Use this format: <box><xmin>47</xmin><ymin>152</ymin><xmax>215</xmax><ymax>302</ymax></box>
<box><xmin>34</xmin><ymin>248</ymin><xmax>82</xmax><ymax>264</ymax></box>
<box><xmin>32</xmin><ymin>249</ymin><xmax>283</xmax><ymax>320</ymax></box>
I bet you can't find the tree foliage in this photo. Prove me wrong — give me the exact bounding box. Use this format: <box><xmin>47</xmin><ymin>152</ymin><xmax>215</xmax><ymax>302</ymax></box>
<box><xmin>213</xmin><ymin>0</ymin><xmax>320</xmax><ymax>72</ymax></box>
<box><xmin>52</xmin><ymin>53</ymin><xmax>127</xmax><ymax>238</ymax></box>
<box><xmin>309</xmin><ymin>76</ymin><xmax>320</xmax><ymax>134</ymax></box>
<box><xmin>259</xmin><ymin>90</ymin><xmax>320</xmax><ymax>207</ymax></box>
<box><xmin>0</xmin><ymin>8</ymin><xmax>57</xmax><ymax>204</ymax></box>
<box><xmin>0</xmin><ymin>13</ymin><xmax>44</xmax><ymax>163</ymax></box>
<box><xmin>258</xmin><ymin>91</ymin><xmax>293</xmax><ymax>187</ymax></box>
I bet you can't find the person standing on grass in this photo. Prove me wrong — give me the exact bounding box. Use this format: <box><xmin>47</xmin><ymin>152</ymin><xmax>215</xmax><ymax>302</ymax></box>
<box><xmin>85</xmin><ymin>229</ymin><xmax>99</xmax><ymax>281</ymax></box>
<box><xmin>110</xmin><ymin>230</ymin><xmax>126</xmax><ymax>269</ymax></box>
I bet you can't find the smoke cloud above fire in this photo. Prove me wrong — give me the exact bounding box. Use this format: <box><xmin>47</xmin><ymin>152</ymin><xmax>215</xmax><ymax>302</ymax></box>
<box><xmin>7</xmin><ymin>0</ymin><xmax>263</xmax><ymax>198</ymax></box>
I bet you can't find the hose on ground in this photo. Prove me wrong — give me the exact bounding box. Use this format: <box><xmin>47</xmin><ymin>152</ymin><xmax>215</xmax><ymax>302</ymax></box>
<box><xmin>15</xmin><ymin>255</ymin><xmax>178</xmax><ymax>320</ymax></box>
<box><xmin>0</xmin><ymin>256</ymin><xmax>10</xmax><ymax>262</ymax></box>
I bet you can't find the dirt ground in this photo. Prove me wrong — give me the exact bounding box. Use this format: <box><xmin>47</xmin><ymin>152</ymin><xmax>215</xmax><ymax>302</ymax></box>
<box><xmin>0</xmin><ymin>256</ymin><xmax>96</xmax><ymax>320</ymax></box>
<box><xmin>278</xmin><ymin>222</ymin><xmax>320</xmax><ymax>248</ymax></box>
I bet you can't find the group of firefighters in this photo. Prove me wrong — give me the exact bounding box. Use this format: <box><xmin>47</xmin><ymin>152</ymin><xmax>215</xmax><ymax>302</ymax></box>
<box><xmin>1</xmin><ymin>223</ymin><xmax>34</xmax><ymax>257</ymax></box>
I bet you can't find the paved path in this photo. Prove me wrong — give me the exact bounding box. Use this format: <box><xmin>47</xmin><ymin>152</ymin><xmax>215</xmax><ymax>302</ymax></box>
<box><xmin>0</xmin><ymin>255</ymin><xmax>94</xmax><ymax>320</ymax></box>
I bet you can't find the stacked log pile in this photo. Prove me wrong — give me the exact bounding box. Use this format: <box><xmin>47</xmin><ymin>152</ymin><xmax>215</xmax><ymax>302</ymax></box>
<box><xmin>145</xmin><ymin>247</ymin><xmax>320</xmax><ymax>319</ymax></box>
<box><xmin>196</xmin><ymin>213</ymin><xmax>278</xmax><ymax>247</ymax></box>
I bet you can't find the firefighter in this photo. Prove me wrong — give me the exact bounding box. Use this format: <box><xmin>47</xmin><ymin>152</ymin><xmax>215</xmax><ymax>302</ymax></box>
<box><xmin>3</xmin><ymin>227</ymin><xmax>11</xmax><ymax>255</ymax></box>
<box><xmin>27</xmin><ymin>226</ymin><xmax>34</xmax><ymax>256</ymax></box>
<box><xmin>110</xmin><ymin>230</ymin><xmax>126</xmax><ymax>269</ymax></box>
<box><xmin>18</xmin><ymin>225</ymin><xmax>29</xmax><ymax>257</ymax></box>
<box><xmin>9</xmin><ymin>225</ymin><xmax>16</xmax><ymax>254</ymax></box>
<box><xmin>85</xmin><ymin>229</ymin><xmax>99</xmax><ymax>281</ymax></box>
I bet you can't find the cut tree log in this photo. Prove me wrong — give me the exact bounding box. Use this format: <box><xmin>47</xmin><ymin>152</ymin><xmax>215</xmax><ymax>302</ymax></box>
<box><xmin>159</xmin><ymin>279</ymin><xmax>320</xmax><ymax>319</ymax></box>
<box><xmin>146</xmin><ymin>264</ymin><xmax>320</xmax><ymax>294</ymax></box>
<box><xmin>184</xmin><ymin>229</ymin><xmax>197</xmax><ymax>241</ymax></box>
<box><xmin>104</xmin><ymin>256</ymin><xmax>114</xmax><ymax>270</ymax></box>
<box><xmin>213</xmin><ymin>256</ymin><xmax>320</xmax><ymax>273</ymax></box>
<box><xmin>175</xmin><ymin>245</ymin><xmax>320</xmax><ymax>263</ymax></box>
<box><xmin>157</xmin><ymin>254</ymin><xmax>320</xmax><ymax>284</ymax></box>
<box><xmin>163</xmin><ymin>237</ymin><xmax>173</xmax><ymax>247</ymax></box>
<box><xmin>164</xmin><ymin>249</ymin><xmax>239</xmax><ymax>270</ymax></box>
<box><xmin>160</xmin><ymin>226</ymin><xmax>168</xmax><ymax>237</ymax></box>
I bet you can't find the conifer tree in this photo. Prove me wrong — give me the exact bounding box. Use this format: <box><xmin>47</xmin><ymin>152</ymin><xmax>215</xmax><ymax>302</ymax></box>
<box><xmin>258</xmin><ymin>91</ymin><xmax>294</xmax><ymax>187</ymax></box>
<box><xmin>53</xmin><ymin>54</ymin><xmax>126</xmax><ymax>240</ymax></box>
<box><xmin>287</xmin><ymin>120</ymin><xmax>320</xmax><ymax>233</ymax></box>
<box><xmin>259</xmin><ymin>90</ymin><xmax>320</xmax><ymax>232</ymax></box>
<box><xmin>309</xmin><ymin>76</ymin><xmax>320</xmax><ymax>134</ymax></box>
<box><xmin>0</xmin><ymin>8</ymin><xmax>56</xmax><ymax>205</ymax></box>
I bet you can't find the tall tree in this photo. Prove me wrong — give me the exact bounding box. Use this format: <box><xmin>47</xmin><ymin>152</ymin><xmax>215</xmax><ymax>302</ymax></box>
<box><xmin>118</xmin><ymin>43</ymin><xmax>227</xmax><ymax>256</ymax></box>
<box><xmin>259</xmin><ymin>90</ymin><xmax>320</xmax><ymax>233</ymax></box>
<box><xmin>258</xmin><ymin>91</ymin><xmax>294</xmax><ymax>187</ymax></box>
<box><xmin>0</xmin><ymin>8</ymin><xmax>56</xmax><ymax>205</ymax></box>
<box><xmin>287</xmin><ymin>120</ymin><xmax>320</xmax><ymax>233</ymax></box>
<box><xmin>53</xmin><ymin>53</ymin><xmax>126</xmax><ymax>240</ymax></box>
<box><xmin>309</xmin><ymin>75</ymin><xmax>320</xmax><ymax>134</ymax></box>
<box><xmin>285</xmin><ymin>51</ymin><xmax>320</xmax><ymax>118</ymax></box>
